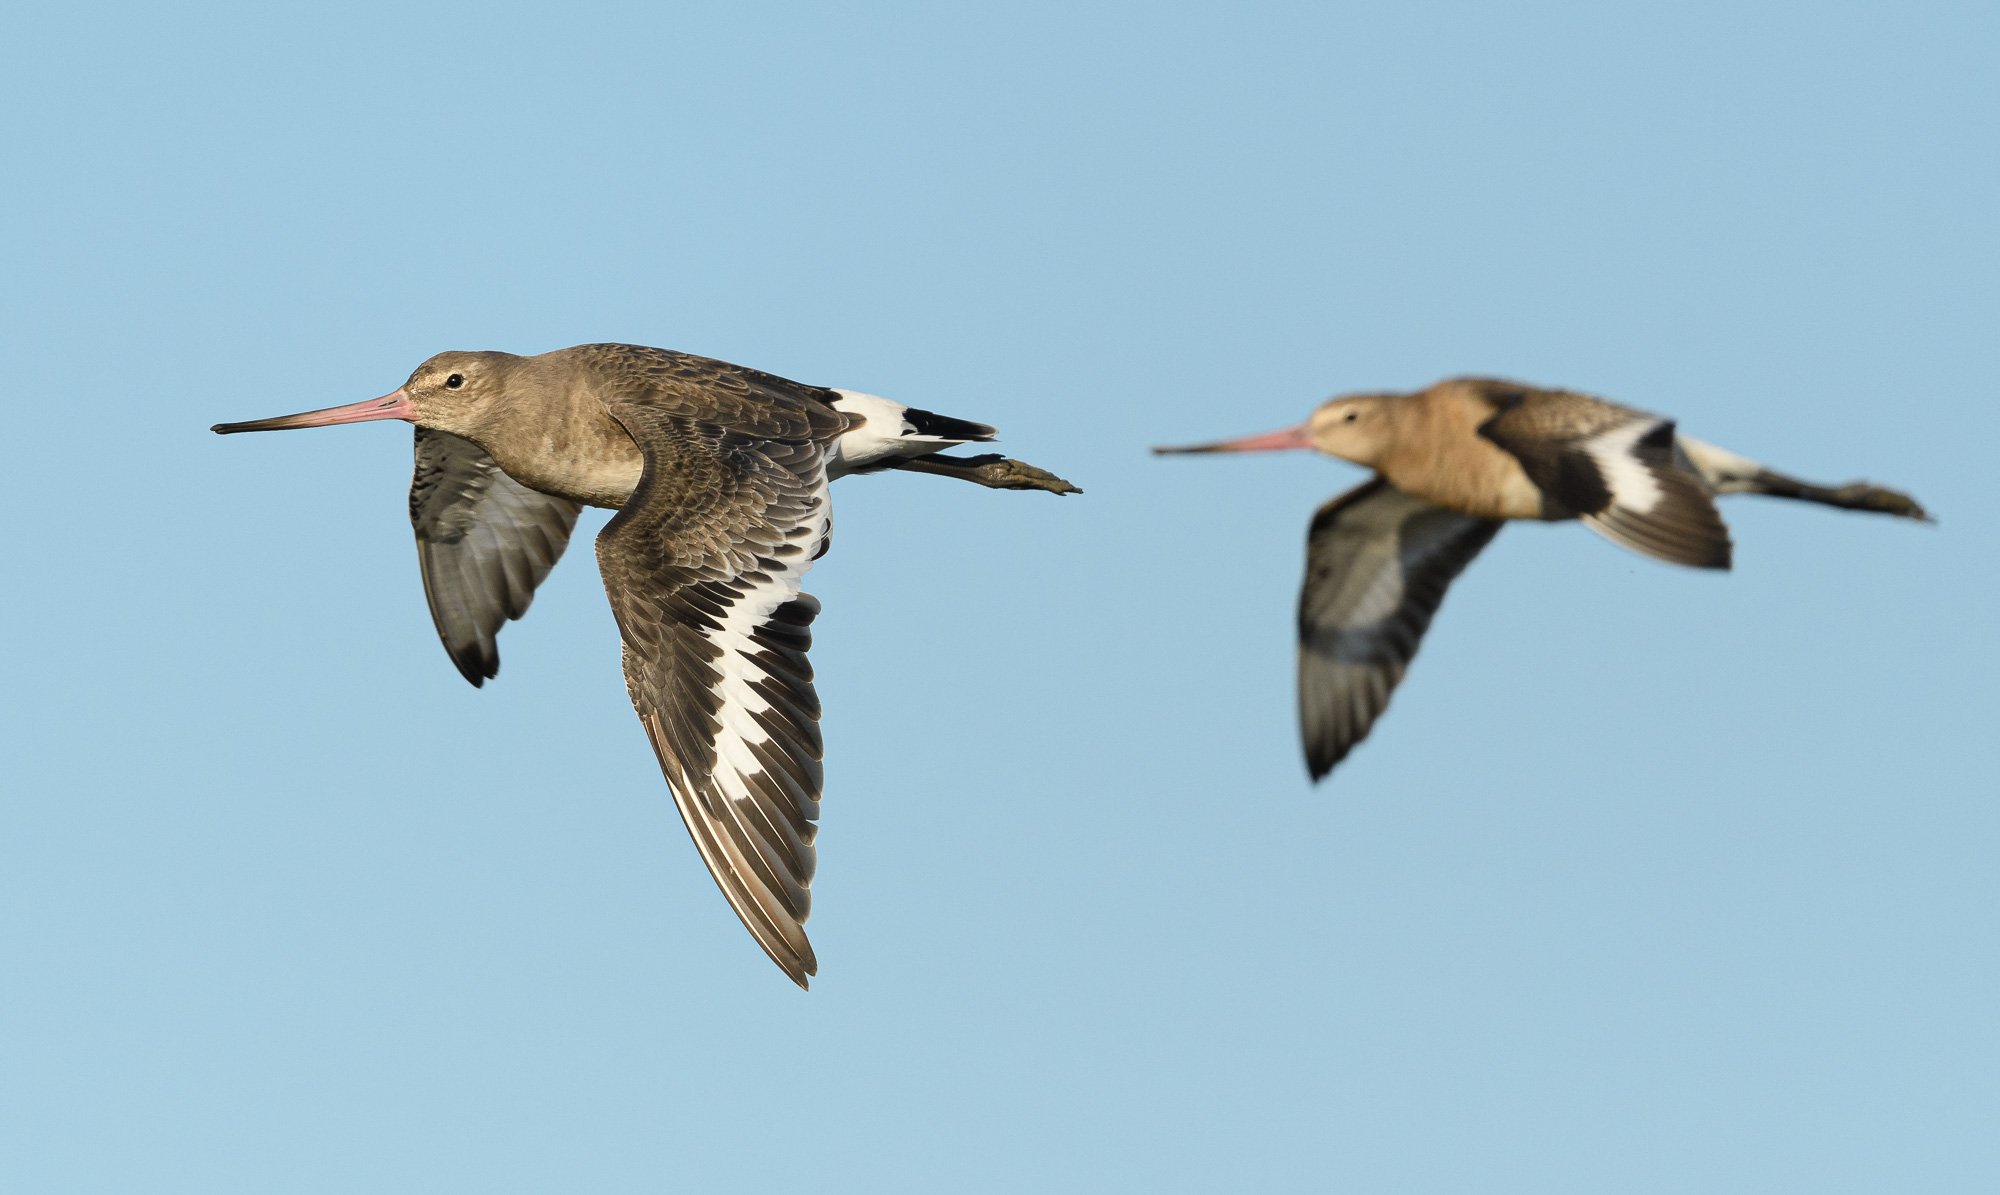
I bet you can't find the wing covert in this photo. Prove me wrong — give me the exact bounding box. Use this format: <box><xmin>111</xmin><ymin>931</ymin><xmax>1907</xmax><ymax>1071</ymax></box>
<box><xmin>593</xmin><ymin>392</ymin><xmax>842</xmax><ymax>987</ymax></box>
<box><xmin>1477</xmin><ymin>391</ymin><xmax>1730</xmax><ymax>568</ymax></box>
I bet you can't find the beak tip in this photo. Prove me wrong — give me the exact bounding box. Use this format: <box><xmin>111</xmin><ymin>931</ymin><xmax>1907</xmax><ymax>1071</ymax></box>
<box><xmin>205</xmin><ymin>389</ymin><xmax>412</xmax><ymax>436</ymax></box>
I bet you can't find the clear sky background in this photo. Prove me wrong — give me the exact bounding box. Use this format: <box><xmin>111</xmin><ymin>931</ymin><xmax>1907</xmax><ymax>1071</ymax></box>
<box><xmin>3</xmin><ymin>2</ymin><xmax>1995</xmax><ymax>1191</ymax></box>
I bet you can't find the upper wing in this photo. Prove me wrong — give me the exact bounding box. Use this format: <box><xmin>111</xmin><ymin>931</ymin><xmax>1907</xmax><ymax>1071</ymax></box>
<box><xmin>592</xmin><ymin>380</ymin><xmax>848</xmax><ymax>988</ymax></box>
<box><xmin>1478</xmin><ymin>389</ymin><xmax>1730</xmax><ymax>569</ymax></box>
<box><xmin>1298</xmin><ymin>479</ymin><xmax>1503</xmax><ymax>781</ymax></box>
<box><xmin>410</xmin><ymin>429</ymin><xmax>583</xmax><ymax>686</ymax></box>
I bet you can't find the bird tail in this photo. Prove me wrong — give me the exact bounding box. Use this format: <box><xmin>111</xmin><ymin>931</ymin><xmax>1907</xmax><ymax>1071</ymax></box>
<box><xmin>823</xmin><ymin>389</ymin><xmax>1077</xmax><ymax>494</ymax></box>
<box><xmin>824</xmin><ymin>390</ymin><xmax>996</xmax><ymax>478</ymax></box>
<box><xmin>900</xmin><ymin>406</ymin><xmax>998</xmax><ymax>443</ymax></box>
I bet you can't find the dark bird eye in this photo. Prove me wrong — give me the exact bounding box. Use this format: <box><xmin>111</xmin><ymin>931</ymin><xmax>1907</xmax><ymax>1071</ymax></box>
<box><xmin>444</xmin><ymin>373</ymin><xmax>465</xmax><ymax>390</ymax></box>
<box><xmin>1343</xmin><ymin>411</ymin><xmax>1358</xmax><ymax>423</ymax></box>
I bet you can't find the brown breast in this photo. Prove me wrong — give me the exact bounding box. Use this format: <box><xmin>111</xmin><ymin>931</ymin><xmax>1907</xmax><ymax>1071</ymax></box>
<box><xmin>1375</xmin><ymin>382</ymin><xmax>1550</xmax><ymax>521</ymax></box>
<box><xmin>468</xmin><ymin>358</ymin><xmax>650</xmax><ymax>510</ymax></box>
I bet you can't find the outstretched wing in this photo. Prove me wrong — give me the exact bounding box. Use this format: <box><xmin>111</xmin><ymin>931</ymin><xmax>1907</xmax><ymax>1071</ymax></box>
<box><xmin>410</xmin><ymin>428</ymin><xmax>582</xmax><ymax>686</ymax></box>
<box><xmin>1477</xmin><ymin>390</ymin><xmax>1730</xmax><ymax>569</ymax></box>
<box><xmin>592</xmin><ymin>362</ymin><xmax>850</xmax><ymax>988</ymax></box>
<box><xmin>1298</xmin><ymin>479</ymin><xmax>1503</xmax><ymax>781</ymax></box>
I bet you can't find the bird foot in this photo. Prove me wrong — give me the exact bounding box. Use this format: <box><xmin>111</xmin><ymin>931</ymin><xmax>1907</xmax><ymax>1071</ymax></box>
<box><xmin>958</xmin><ymin>454</ymin><xmax>1083</xmax><ymax>495</ymax></box>
<box><xmin>1828</xmin><ymin>482</ymin><xmax>1932</xmax><ymax>522</ymax></box>
<box><xmin>968</xmin><ymin>457</ymin><xmax>1080</xmax><ymax>499</ymax></box>
<box><xmin>889</xmin><ymin>450</ymin><xmax>1082</xmax><ymax>495</ymax></box>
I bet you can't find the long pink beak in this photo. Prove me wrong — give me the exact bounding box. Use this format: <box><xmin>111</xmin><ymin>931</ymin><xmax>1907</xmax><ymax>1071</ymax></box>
<box><xmin>211</xmin><ymin>388</ymin><xmax>414</xmax><ymax>434</ymax></box>
<box><xmin>1151</xmin><ymin>422</ymin><xmax>1313</xmax><ymax>455</ymax></box>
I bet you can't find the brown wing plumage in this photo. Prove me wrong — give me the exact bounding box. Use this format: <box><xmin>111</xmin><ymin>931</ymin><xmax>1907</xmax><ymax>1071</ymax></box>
<box><xmin>1298</xmin><ymin>479</ymin><xmax>1503</xmax><ymax>780</ymax></box>
<box><xmin>1475</xmin><ymin>385</ymin><xmax>1731</xmax><ymax>569</ymax></box>
<box><xmin>591</xmin><ymin>360</ymin><xmax>851</xmax><ymax>988</ymax></box>
<box><xmin>566</xmin><ymin>343</ymin><xmax>850</xmax><ymax>430</ymax></box>
<box><xmin>410</xmin><ymin>428</ymin><xmax>582</xmax><ymax>686</ymax></box>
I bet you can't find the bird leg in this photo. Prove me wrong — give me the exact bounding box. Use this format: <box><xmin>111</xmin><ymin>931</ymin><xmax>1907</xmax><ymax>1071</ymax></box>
<box><xmin>1737</xmin><ymin>473</ymin><xmax>1932</xmax><ymax>521</ymax></box>
<box><xmin>889</xmin><ymin>452</ymin><xmax>1082</xmax><ymax>495</ymax></box>
<box><xmin>1677</xmin><ymin>436</ymin><xmax>1930</xmax><ymax>522</ymax></box>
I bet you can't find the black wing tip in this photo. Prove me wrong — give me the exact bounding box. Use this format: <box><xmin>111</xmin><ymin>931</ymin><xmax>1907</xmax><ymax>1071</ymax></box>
<box><xmin>1304</xmin><ymin>741</ymin><xmax>1350</xmax><ymax>783</ymax></box>
<box><xmin>447</xmin><ymin>646</ymin><xmax>498</xmax><ymax>687</ymax></box>
<box><xmin>1302</xmin><ymin>718</ymin><xmax>1357</xmax><ymax>781</ymax></box>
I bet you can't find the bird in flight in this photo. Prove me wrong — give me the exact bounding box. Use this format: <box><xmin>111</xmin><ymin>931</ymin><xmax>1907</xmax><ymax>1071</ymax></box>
<box><xmin>1156</xmin><ymin>377</ymin><xmax>1927</xmax><ymax>780</ymax></box>
<box><xmin>215</xmin><ymin>343</ymin><xmax>1079</xmax><ymax>987</ymax></box>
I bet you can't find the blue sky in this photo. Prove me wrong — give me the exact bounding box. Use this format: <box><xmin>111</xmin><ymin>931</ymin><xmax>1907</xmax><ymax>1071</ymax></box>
<box><xmin>2</xmin><ymin>2</ymin><xmax>1994</xmax><ymax>1190</ymax></box>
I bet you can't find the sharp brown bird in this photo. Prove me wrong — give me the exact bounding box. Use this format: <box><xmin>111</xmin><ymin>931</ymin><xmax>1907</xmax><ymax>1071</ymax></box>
<box><xmin>1155</xmin><ymin>377</ymin><xmax>1928</xmax><ymax>781</ymax></box>
<box><xmin>214</xmin><ymin>343</ymin><xmax>1080</xmax><ymax>987</ymax></box>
